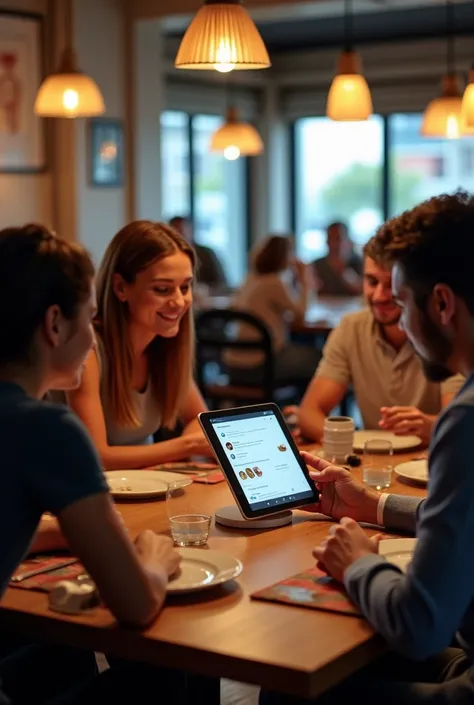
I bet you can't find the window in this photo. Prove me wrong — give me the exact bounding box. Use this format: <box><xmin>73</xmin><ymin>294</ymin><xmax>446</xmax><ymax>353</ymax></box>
<box><xmin>294</xmin><ymin>116</ymin><xmax>384</xmax><ymax>262</ymax></box>
<box><xmin>388</xmin><ymin>113</ymin><xmax>474</xmax><ymax>217</ymax></box>
<box><xmin>160</xmin><ymin>111</ymin><xmax>191</xmax><ymax>222</ymax></box>
<box><xmin>192</xmin><ymin>115</ymin><xmax>247</xmax><ymax>287</ymax></box>
<box><xmin>161</xmin><ymin>111</ymin><xmax>247</xmax><ymax>287</ymax></box>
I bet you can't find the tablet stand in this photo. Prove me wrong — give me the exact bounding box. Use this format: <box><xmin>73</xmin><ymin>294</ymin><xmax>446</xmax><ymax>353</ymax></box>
<box><xmin>215</xmin><ymin>505</ymin><xmax>293</xmax><ymax>529</ymax></box>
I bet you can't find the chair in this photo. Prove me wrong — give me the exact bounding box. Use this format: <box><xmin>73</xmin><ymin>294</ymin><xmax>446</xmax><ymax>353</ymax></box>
<box><xmin>195</xmin><ymin>308</ymin><xmax>298</xmax><ymax>409</ymax></box>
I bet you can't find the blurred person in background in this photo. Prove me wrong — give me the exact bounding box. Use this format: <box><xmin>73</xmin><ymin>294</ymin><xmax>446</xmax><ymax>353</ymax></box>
<box><xmin>169</xmin><ymin>215</ymin><xmax>228</xmax><ymax>291</ymax></box>
<box><xmin>226</xmin><ymin>235</ymin><xmax>321</xmax><ymax>391</ymax></box>
<box><xmin>312</xmin><ymin>221</ymin><xmax>363</xmax><ymax>296</ymax></box>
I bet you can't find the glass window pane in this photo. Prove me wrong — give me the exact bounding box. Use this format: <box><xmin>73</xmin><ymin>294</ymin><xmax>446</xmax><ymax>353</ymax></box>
<box><xmin>388</xmin><ymin>113</ymin><xmax>474</xmax><ymax>218</ymax></box>
<box><xmin>294</xmin><ymin>117</ymin><xmax>384</xmax><ymax>261</ymax></box>
<box><xmin>160</xmin><ymin>111</ymin><xmax>191</xmax><ymax>222</ymax></box>
<box><xmin>192</xmin><ymin>114</ymin><xmax>247</xmax><ymax>287</ymax></box>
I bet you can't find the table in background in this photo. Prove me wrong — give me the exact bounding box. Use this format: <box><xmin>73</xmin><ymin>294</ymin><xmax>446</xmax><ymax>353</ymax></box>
<box><xmin>199</xmin><ymin>295</ymin><xmax>363</xmax><ymax>335</ymax></box>
<box><xmin>0</xmin><ymin>452</ymin><xmax>426</xmax><ymax>701</ymax></box>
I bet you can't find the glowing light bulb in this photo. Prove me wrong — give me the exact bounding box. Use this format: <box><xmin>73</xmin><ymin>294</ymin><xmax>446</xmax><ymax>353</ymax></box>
<box><xmin>224</xmin><ymin>145</ymin><xmax>240</xmax><ymax>160</ymax></box>
<box><xmin>446</xmin><ymin>113</ymin><xmax>461</xmax><ymax>139</ymax></box>
<box><xmin>213</xmin><ymin>42</ymin><xmax>235</xmax><ymax>73</ymax></box>
<box><xmin>62</xmin><ymin>88</ymin><xmax>79</xmax><ymax>115</ymax></box>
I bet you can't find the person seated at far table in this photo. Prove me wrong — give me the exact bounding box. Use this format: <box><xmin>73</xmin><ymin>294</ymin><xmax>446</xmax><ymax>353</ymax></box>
<box><xmin>226</xmin><ymin>235</ymin><xmax>321</xmax><ymax>390</ymax></box>
<box><xmin>0</xmin><ymin>224</ymin><xmax>183</xmax><ymax>705</ymax></box>
<box><xmin>66</xmin><ymin>221</ymin><xmax>212</xmax><ymax>470</ymax></box>
<box><xmin>295</xmin><ymin>234</ymin><xmax>463</xmax><ymax>444</ymax></box>
<box><xmin>261</xmin><ymin>190</ymin><xmax>474</xmax><ymax>705</ymax></box>
<box><xmin>170</xmin><ymin>215</ymin><xmax>228</xmax><ymax>290</ymax></box>
<box><xmin>312</xmin><ymin>221</ymin><xmax>363</xmax><ymax>297</ymax></box>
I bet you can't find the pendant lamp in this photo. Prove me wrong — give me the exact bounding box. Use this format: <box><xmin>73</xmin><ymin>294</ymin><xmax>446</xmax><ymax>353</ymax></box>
<box><xmin>210</xmin><ymin>106</ymin><xmax>263</xmax><ymax>160</ymax></box>
<box><xmin>421</xmin><ymin>0</ymin><xmax>462</xmax><ymax>139</ymax></box>
<box><xmin>175</xmin><ymin>1</ymin><xmax>270</xmax><ymax>72</ymax></box>
<box><xmin>326</xmin><ymin>0</ymin><xmax>372</xmax><ymax>121</ymax></box>
<box><xmin>461</xmin><ymin>65</ymin><xmax>474</xmax><ymax>129</ymax></box>
<box><xmin>34</xmin><ymin>4</ymin><xmax>105</xmax><ymax>118</ymax></box>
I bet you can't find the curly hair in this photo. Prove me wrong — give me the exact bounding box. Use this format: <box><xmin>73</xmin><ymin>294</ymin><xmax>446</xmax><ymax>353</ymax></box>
<box><xmin>364</xmin><ymin>191</ymin><xmax>474</xmax><ymax>314</ymax></box>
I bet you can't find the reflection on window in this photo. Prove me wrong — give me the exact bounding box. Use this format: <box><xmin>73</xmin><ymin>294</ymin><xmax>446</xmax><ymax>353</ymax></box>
<box><xmin>388</xmin><ymin>114</ymin><xmax>474</xmax><ymax>217</ymax></box>
<box><xmin>294</xmin><ymin>116</ymin><xmax>384</xmax><ymax>262</ymax></box>
<box><xmin>192</xmin><ymin>115</ymin><xmax>246</xmax><ymax>286</ymax></box>
<box><xmin>161</xmin><ymin>111</ymin><xmax>190</xmax><ymax>222</ymax></box>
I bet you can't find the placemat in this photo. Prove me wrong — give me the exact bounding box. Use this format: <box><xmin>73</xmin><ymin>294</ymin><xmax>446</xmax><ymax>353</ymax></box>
<box><xmin>251</xmin><ymin>565</ymin><xmax>360</xmax><ymax>616</ymax></box>
<box><xmin>10</xmin><ymin>556</ymin><xmax>84</xmax><ymax>592</ymax></box>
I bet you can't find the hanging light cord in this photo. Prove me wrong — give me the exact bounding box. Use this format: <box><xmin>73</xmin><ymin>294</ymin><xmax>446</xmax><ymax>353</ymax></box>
<box><xmin>446</xmin><ymin>0</ymin><xmax>455</xmax><ymax>75</ymax></box>
<box><xmin>344</xmin><ymin>0</ymin><xmax>354</xmax><ymax>52</ymax></box>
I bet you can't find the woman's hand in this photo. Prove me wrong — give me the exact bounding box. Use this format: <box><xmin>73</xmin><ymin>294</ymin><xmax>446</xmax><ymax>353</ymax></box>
<box><xmin>313</xmin><ymin>518</ymin><xmax>383</xmax><ymax>583</ymax></box>
<box><xmin>301</xmin><ymin>451</ymin><xmax>380</xmax><ymax>525</ymax></box>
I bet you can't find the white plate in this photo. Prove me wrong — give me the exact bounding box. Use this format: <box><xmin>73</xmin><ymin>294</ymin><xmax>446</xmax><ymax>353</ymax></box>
<box><xmin>379</xmin><ymin>538</ymin><xmax>418</xmax><ymax>573</ymax></box>
<box><xmin>353</xmin><ymin>430</ymin><xmax>422</xmax><ymax>452</ymax></box>
<box><xmin>107</xmin><ymin>470</ymin><xmax>192</xmax><ymax>499</ymax></box>
<box><xmin>394</xmin><ymin>459</ymin><xmax>428</xmax><ymax>484</ymax></box>
<box><xmin>167</xmin><ymin>548</ymin><xmax>243</xmax><ymax>594</ymax></box>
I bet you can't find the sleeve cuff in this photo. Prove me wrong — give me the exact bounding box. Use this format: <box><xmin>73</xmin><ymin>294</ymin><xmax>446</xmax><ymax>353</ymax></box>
<box><xmin>377</xmin><ymin>493</ymin><xmax>390</xmax><ymax>527</ymax></box>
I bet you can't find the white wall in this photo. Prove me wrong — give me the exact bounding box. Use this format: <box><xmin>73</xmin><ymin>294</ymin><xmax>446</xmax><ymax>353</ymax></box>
<box><xmin>73</xmin><ymin>0</ymin><xmax>126</xmax><ymax>266</ymax></box>
<box><xmin>0</xmin><ymin>0</ymin><xmax>53</xmax><ymax>229</ymax></box>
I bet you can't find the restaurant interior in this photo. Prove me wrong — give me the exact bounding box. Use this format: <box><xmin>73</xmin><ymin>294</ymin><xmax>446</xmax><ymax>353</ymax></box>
<box><xmin>1</xmin><ymin>0</ymin><xmax>474</xmax><ymax>704</ymax></box>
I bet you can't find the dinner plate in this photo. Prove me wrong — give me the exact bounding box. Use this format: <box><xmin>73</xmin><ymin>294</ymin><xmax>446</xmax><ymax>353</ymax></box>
<box><xmin>394</xmin><ymin>459</ymin><xmax>428</xmax><ymax>484</ymax></box>
<box><xmin>353</xmin><ymin>430</ymin><xmax>422</xmax><ymax>452</ymax></box>
<box><xmin>107</xmin><ymin>470</ymin><xmax>192</xmax><ymax>499</ymax></box>
<box><xmin>378</xmin><ymin>538</ymin><xmax>418</xmax><ymax>573</ymax></box>
<box><xmin>167</xmin><ymin>548</ymin><xmax>243</xmax><ymax>594</ymax></box>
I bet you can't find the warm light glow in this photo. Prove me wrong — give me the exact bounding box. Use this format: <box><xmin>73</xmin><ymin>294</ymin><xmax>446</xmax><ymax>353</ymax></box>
<box><xmin>211</xmin><ymin>107</ymin><xmax>264</xmax><ymax>157</ymax></box>
<box><xmin>34</xmin><ymin>48</ymin><xmax>105</xmax><ymax>118</ymax></box>
<box><xmin>326</xmin><ymin>51</ymin><xmax>373</xmax><ymax>121</ymax></box>
<box><xmin>175</xmin><ymin>2</ymin><xmax>270</xmax><ymax>71</ymax></box>
<box><xmin>213</xmin><ymin>41</ymin><xmax>236</xmax><ymax>73</ymax></box>
<box><xmin>421</xmin><ymin>75</ymin><xmax>463</xmax><ymax>139</ymax></box>
<box><xmin>63</xmin><ymin>89</ymin><xmax>79</xmax><ymax>113</ymax></box>
<box><xmin>224</xmin><ymin>145</ymin><xmax>241</xmax><ymax>160</ymax></box>
<box><xmin>100</xmin><ymin>142</ymin><xmax>118</xmax><ymax>161</ymax></box>
<box><xmin>461</xmin><ymin>68</ymin><xmax>474</xmax><ymax>128</ymax></box>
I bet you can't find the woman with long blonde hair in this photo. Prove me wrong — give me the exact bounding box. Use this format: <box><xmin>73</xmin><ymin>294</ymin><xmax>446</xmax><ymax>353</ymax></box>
<box><xmin>68</xmin><ymin>221</ymin><xmax>211</xmax><ymax>469</ymax></box>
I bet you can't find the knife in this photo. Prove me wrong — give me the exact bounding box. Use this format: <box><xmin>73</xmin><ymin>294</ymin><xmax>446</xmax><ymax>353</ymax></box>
<box><xmin>11</xmin><ymin>559</ymin><xmax>79</xmax><ymax>583</ymax></box>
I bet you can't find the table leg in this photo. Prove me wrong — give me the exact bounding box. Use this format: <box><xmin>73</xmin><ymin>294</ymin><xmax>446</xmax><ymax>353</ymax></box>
<box><xmin>186</xmin><ymin>674</ymin><xmax>220</xmax><ymax>705</ymax></box>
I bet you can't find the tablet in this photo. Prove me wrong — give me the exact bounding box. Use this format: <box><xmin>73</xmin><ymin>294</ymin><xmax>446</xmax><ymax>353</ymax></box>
<box><xmin>199</xmin><ymin>403</ymin><xmax>318</xmax><ymax>519</ymax></box>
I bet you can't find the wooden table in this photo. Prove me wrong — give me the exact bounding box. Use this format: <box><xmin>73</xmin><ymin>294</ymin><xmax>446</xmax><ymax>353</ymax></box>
<box><xmin>0</xmin><ymin>455</ymin><xmax>426</xmax><ymax>700</ymax></box>
<box><xmin>198</xmin><ymin>295</ymin><xmax>363</xmax><ymax>335</ymax></box>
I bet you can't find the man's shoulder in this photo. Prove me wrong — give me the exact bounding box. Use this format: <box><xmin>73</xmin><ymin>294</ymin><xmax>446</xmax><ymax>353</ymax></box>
<box><xmin>335</xmin><ymin>308</ymin><xmax>372</xmax><ymax>335</ymax></box>
<box><xmin>435</xmin><ymin>374</ymin><xmax>474</xmax><ymax>436</ymax></box>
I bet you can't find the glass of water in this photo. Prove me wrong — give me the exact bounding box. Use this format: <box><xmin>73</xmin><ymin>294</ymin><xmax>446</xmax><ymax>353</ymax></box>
<box><xmin>363</xmin><ymin>440</ymin><xmax>393</xmax><ymax>490</ymax></box>
<box><xmin>166</xmin><ymin>480</ymin><xmax>211</xmax><ymax>547</ymax></box>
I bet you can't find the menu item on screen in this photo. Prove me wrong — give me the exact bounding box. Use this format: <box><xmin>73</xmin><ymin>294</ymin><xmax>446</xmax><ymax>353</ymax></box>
<box><xmin>207</xmin><ymin>407</ymin><xmax>315</xmax><ymax>512</ymax></box>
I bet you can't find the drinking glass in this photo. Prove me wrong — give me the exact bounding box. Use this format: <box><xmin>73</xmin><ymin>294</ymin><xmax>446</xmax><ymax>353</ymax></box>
<box><xmin>166</xmin><ymin>480</ymin><xmax>211</xmax><ymax>547</ymax></box>
<box><xmin>363</xmin><ymin>440</ymin><xmax>393</xmax><ymax>490</ymax></box>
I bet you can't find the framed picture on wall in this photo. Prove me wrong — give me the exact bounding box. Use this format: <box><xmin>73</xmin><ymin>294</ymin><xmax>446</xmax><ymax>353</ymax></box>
<box><xmin>0</xmin><ymin>11</ymin><xmax>45</xmax><ymax>173</ymax></box>
<box><xmin>88</xmin><ymin>118</ymin><xmax>125</xmax><ymax>187</ymax></box>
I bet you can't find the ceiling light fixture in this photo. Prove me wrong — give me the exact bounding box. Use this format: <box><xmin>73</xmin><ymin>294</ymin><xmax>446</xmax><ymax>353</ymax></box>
<box><xmin>326</xmin><ymin>0</ymin><xmax>373</xmax><ymax>121</ymax></box>
<box><xmin>210</xmin><ymin>106</ymin><xmax>263</xmax><ymax>160</ymax></box>
<box><xmin>175</xmin><ymin>1</ymin><xmax>271</xmax><ymax>72</ymax></box>
<box><xmin>421</xmin><ymin>0</ymin><xmax>462</xmax><ymax>139</ymax></box>
<box><xmin>34</xmin><ymin>4</ymin><xmax>105</xmax><ymax>118</ymax></box>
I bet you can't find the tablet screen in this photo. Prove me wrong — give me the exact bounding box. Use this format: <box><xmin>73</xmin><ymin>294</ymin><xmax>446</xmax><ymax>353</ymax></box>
<box><xmin>208</xmin><ymin>407</ymin><xmax>314</xmax><ymax>511</ymax></box>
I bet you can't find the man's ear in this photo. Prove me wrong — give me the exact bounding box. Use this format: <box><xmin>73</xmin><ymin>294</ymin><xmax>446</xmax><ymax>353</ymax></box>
<box><xmin>433</xmin><ymin>283</ymin><xmax>455</xmax><ymax>324</ymax></box>
<box><xmin>43</xmin><ymin>305</ymin><xmax>62</xmax><ymax>347</ymax></box>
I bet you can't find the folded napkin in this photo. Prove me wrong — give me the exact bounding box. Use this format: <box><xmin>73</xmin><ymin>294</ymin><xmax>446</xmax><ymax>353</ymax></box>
<box><xmin>10</xmin><ymin>556</ymin><xmax>84</xmax><ymax>592</ymax></box>
<box><xmin>251</xmin><ymin>566</ymin><xmax>361</xmax><ymax>616</ymax></box>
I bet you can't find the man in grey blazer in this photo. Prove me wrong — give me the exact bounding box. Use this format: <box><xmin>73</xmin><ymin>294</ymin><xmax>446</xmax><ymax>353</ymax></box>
<box><xmin>261</xmin><ymin>190</ymin><xmax>474</xmax><ymax>705</ymax></box>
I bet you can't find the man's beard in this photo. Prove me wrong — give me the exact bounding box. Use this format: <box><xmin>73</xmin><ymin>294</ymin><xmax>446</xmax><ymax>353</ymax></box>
<box><xmin>416</xmin><ymin>311</ymin><xmax>454</xmax><ymax>383</ymax></box>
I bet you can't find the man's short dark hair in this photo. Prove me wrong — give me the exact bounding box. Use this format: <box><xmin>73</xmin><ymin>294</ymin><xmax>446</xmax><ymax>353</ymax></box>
<box><xmin>366</xmin><ymin>190</ymin><xmax>474</xmax><ymax>314</ymax></box>
<box><xmin>327</xmin><ymin>221</ymin><xmax>348</xmax><ymax>235</ymax></box>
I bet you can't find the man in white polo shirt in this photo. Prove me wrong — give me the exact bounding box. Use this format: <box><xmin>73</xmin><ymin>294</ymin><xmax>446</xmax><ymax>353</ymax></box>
<box><xmin>296</xmin><ymin>238</ymin><xmax>463</xmax><ymax>443</ymax></box>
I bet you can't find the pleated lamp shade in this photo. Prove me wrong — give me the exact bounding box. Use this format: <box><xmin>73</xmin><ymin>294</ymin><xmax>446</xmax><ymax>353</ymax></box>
<box><xmin>210</xmin><ymin>107</ymin><xmax>263</xmax><ymax>160</ymax></box>
<box><xmin>35</xmin><ymin>48</ymin><xmax>105</xmax><ymax>118</ymax></box>
<box><xmin>175</xmin><ymin>0</ymin><xmax>270</xmax><ymax>72</ymax></box>
<box><xmin>421</xmin><ymin>74</ymin><xmax>463</xmax><ymax>139</ymax></box>
<box><xmin>461</xmin><ymin>66</ymin><xmax>474</xmax><ymax>129</ymax></box>
<box><xmin>326</xmin><ymin>50</ymin><xmax>373</xmax><ymax>121</ymax></box>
